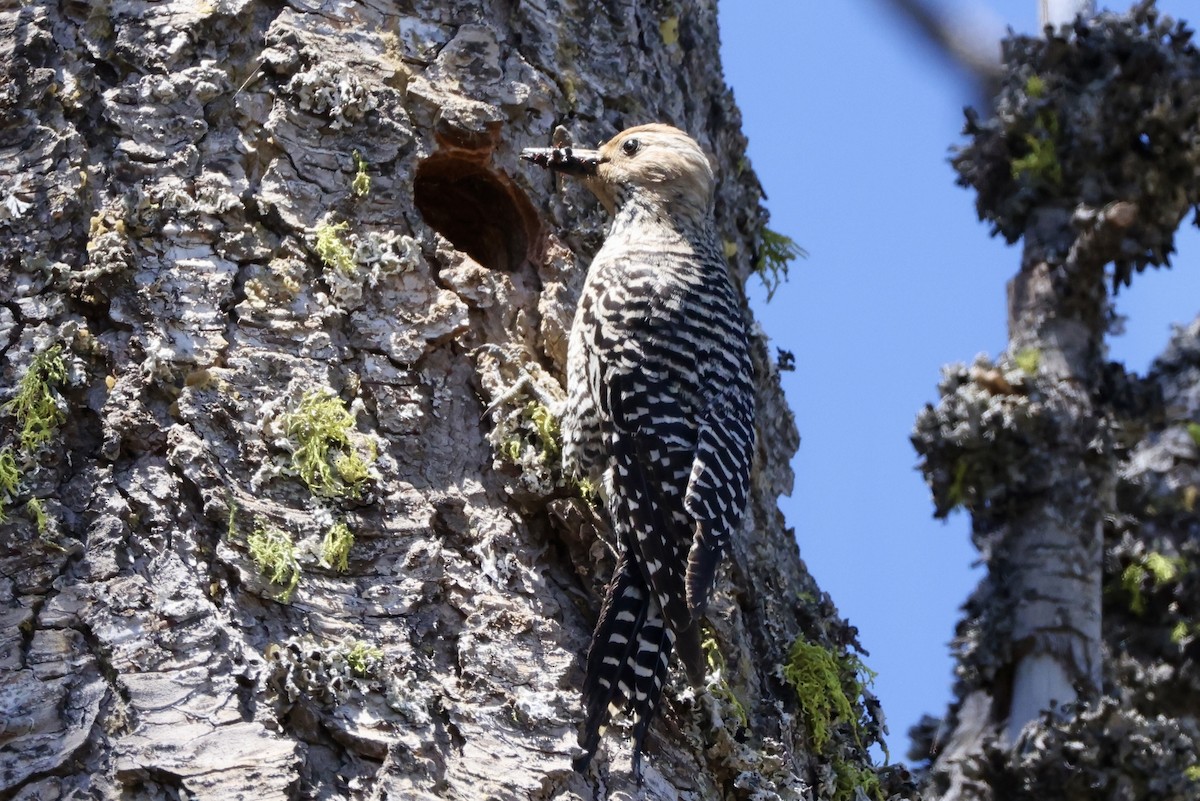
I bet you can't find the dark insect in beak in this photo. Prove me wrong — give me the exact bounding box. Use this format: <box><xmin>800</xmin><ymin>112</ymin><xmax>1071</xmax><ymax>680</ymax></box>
<box><xmin>520</xmin><ymin>146</ymin><xmax>602</xmax><ymax>177</ymax></box>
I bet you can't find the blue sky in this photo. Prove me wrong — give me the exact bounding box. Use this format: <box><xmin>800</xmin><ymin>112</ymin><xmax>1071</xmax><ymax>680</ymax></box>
<box><xmin>719</xmin><ymin>1</ymin><xmax>1200</xmax><ymax>760</ymax></box>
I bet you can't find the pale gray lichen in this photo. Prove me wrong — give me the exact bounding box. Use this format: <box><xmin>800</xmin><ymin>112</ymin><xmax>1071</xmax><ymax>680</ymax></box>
<box><xmin>3</xmin><ymin>186</ymin><xmax>33</xmax><ymax>220</ymax></box>
<box><xmin>474</xmin><ymin>345</ymin><xmax>568</xmax><ymax>500</ymax></box>
<box><xmin>265</xmin><ymin>636</ymin><xmax>384</xmax><ymax>708</ymax></box>
<box><xmin>285</xmin><ymin>61</ymin><xmax>379</xmax><ymax>129</ymax></box>
<box><xmin>912</xmin><ymin>353</ymin><xmax>1070</xmax><ymax>522</ymax></box>
<box><xmin>383</xmin><ymin>656</ymin><xmax>433</xmax><ymax>726</ymax></box>
<box><xmin>243</xmin><ymin>257</ymin><xmax>306</xmax><ymax>309</ymax></box>
<box><xmin>309</xmin><ymin>220</ymin><xmax>424</xmax><ymax>311</ymax></box>
<box><xmin>934</xmin><ymin>696</ymin><xmax>1200</xmax><ymax>801</ymax></box>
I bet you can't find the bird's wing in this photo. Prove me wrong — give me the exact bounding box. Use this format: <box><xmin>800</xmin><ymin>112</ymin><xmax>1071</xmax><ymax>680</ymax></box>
<box><xmin>605</xmin><ymin>368</ymin><xmax>703</xmax><ymax>674</ymax></box>
<box><xmin>683</xmin><ymin>382</ymin><xmax>755</xmax><ymax>616</ymax></box>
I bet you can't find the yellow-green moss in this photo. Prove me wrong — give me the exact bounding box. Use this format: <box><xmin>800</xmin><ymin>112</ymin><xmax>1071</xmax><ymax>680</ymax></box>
<box><xmin>314</xmin><ymin>221</ymin><xmax>356</xmax><ymax>275</ymax></box>
<box><xmin>1011</xmin><ymin>110</ymin><xmax>1063</xmax><ymax>188</ymax></box>
<box><xmin>782</xmin><ymin>640</ymin><xmax>856</xmax><ymax>752</ymax></box>
<box><xmin>498</xmin><ymin>401</ymin><xmax>561</xmax><ymax>467</ymax></box>
<box><xmin>659</xmin><ymin>16</ymin><xmax>679</xmax><ymax>46</ymax></box>
<box><xmin>0</xmin><ymin>446</ymin><xmax>18</xmax><ymax>522</ymax></box>
<box><xmin>946</xmin><ymin>459</ymin><xmax>970</xmax><ymax>510</ymax></box>
<box><xmin>782</xmin><ymin>640</ymin><xmax>886</xmax><ymax>801</ymax></box>
<box><xmin>834</xmin><ymin>761</ymin><xmax>884</xmax><ymax>801</ymax></box>
<box><xmin>4</xmin><ymin>344</ymin><xmax>67</xmax><ymax>452</ymax></box>
<box><xmin>344</xmin><ymin>640</ymin><xmax>383</xmax><ymax>677</ymax></box>
<box><xmin>1014</xmin><ymin>348</ymin><xmax>1041</xmax><ymax>375</ymax></box>
<box><xmin>1185</xmin><ymin>764</ymin><xmax>1200</xmax><ymax>782</ymax></box>
<box><xmin>1024</xmin><ymin>74</ymin><xmax>1047</xmax><ymax>99</ymax></box>
<box><xmin>1145</xmin><ymin>552</ymin><xmax>1183</xmax><ymax>584</ymax></box>
<box><xmin>1121</xmin><ymin>552</ymin><xmax>1186</xmax><ymax>615</ymax></box>
<box><xmin>26</xmin><ymin>497</ymin><xmax>48</xmax><ymax>535</ymax></box>
<box><xmin>1186</xmin><ymin>422</ymin><xmax>1200</xmax><ymax>448</ymax></box>
<box><xmin>227</xmin><ymin>497</ymin><xmax>239</xmax><ymax>539</ymax></box>
<box><xmin>248</xmin><ymin>518</ymin><xmax>301</xmax><ymax>602</ymax></box>
<box><xmin>281</xmin><ymin>390</ymin><xmax>374</xmax><ymax>499</ymax></box>
<box><xmin>576</xmin><ymin>476</ymin><xmax>599</xmax><ymax>506</ymax></box>
<box><xmin>24</xmin><ymin>497</ymin><xmax>63</xmax><ymax>551</ymax></box>
<box><xmin>500</xmin><ymin>436</ymin><xmax>523</xmax><ymax>463</ymax></box>
<box><xmin>322</xmin><ymin>520</ymin><xmax>354</xmax><ymax>572</ymax></box>
<box><xmin>351</xmin><ymin>151</ymin><xmax>371</xmax><ymax>197</ymax></box>
<box><xmin>527</xmin><ymin>402</ymin><xmax>560</xmax><ymax>459</ymax></box>
<box><xmin>703</xmin><ymin>636</ymin><xmax>748</xmax><ymax>727</ymax></box>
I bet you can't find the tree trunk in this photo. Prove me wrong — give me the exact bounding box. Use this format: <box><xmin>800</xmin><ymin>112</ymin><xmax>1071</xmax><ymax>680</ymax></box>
<box><xmin>912</xmin><ymin>3</ymin><xmax>1200</xmax><ymax>799</ymax></box>
<box><xmin>0</xmin><ymin>2</ymin><xmax>895</xmax><ymax>799</ymax></box>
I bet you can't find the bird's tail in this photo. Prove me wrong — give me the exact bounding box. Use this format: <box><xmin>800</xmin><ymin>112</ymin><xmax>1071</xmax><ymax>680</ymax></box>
<box><xmin>574</xmin><ymin>551</ymin><xmax>675</xmax><ymax>781</ymax></box>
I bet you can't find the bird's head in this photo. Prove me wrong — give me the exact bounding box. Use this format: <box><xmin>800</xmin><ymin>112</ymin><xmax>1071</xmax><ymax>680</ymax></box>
<box><xmin>522</xmin><ymin>124</ymin><xmax>715</xmax><ymax>217</ymax></box>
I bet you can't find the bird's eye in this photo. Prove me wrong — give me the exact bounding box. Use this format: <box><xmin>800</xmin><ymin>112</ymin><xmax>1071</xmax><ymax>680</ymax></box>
<box><xmin>621</xmin><ymin>138</ymin><xmax>640</xmax><ymax>156</ymax></box>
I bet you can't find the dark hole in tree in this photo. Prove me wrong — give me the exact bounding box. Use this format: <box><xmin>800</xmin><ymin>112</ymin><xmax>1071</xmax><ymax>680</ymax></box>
<box><xmin>414</xmin><ymin>154</ymin><xmax>539</xmax><ymax>273</ymax></box>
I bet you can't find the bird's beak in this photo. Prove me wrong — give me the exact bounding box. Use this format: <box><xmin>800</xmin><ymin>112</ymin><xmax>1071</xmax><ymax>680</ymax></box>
<box><xmin>520</xmin><ymin>146</ymin><xmax>602</xmax><ymax>177</ymax></box>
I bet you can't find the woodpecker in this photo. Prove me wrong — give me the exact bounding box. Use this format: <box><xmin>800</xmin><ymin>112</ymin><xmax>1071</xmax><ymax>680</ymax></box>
<box><xmin>522</xmin><ymin>125</ymin><xmax>755</xmax><ymax>779</ymax></box>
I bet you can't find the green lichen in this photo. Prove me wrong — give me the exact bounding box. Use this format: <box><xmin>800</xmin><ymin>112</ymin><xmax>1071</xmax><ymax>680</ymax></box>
<box><xmin>1011</xmin><ymin>110</ymin><xmax>1063</xmax><ymax>188</ymax></box>
<box><xmin>0</xmin><ymin>446</ymin><xmax>18</xmax><ymax>522</ymax></box>
<box><xmin>498</xmin><ymin>402</ymin><xmax>561</xmax><ymax>466</ymax></box>
<box><xmin>1186</xmin><ymin>764</ymin><xmax>1200</xmax><ymax>782</ymax></box>
<box><xmin>281</xmin><ymin>389</ymin><xmax>374</xmax><ymax>499</ymax></box>
<box><xmin>527</xmin><ymin>402</ymin><xmax>560</xmax><ymax>459</ymax></box>
<box><xmin>659</xmin><ymin>16</ymin><xmax>679</xmax><ymax>46</ymax></box>
<box><xmin>783</xmin><ymin>639</ymin><xmax>883</xmax><ymax>768</ymax></box>
<box><xmin>703</xmin><ymin>636</ymin><xmax>748</xmax><ymax>727</ymax></box>
<box><xmin>500</xmin><ymin>436</ymin><xmax>523</xmax><ymax>463</ymax></box>
<box><xmin>946</xmin><ymin>459</ymin><xmax>970</xmax><ymax>511</ymax></box>
<box><xmin>227</xmin><ymin>497</ymin><xmax>239</xmax><ymax>538</ymax></box>
<box><xmin>1121</xmin><ymin>552</ymin><xmax>1186</xmax><ymax>615</ymax></box>
<box><xmin>344</xmin><ymin>640</ymin><xmax>384</xmax><ymax>677</ymax></box>
<box><xmin>1024</xmin><ymin>73</ymin><xmax>1047</xmax><ymax>99</ymax></box>
<box><xmin>1144</xmin><ymin>552</ymin><xmax>1183</xmax><ymax>584</ymax></box>
<box><xmin>1187</xmin><ymin>422</ymin><xmax>1200</xmax><ymax>448</ymax></box>
<box><xmin>26</xmin><ymin>497</ymin><xmax>48</xmax><ymax>535</ymax></box>
<box><xmin>782</xmin><ymin>640</ymin><xmax>857</xmax><ymax>752</ymax></box>
<box><xmin>314</xmin><ymin>221</ymin><xmax>356</xmax><ymax>275</ymax></box>
<box><xmin>4</xmin><ymin>344</ymin><xmax>67</xmax><ymax>452</ymax></box>
<box><xmin>1172</xmin><ymin>620</ymin><xmax>1192</xmax><ymax>644</ymax></box>
<box><xmin>1014</xmin><ymin>347</ymin><xmax>1041</xmax><ymax>375</ymax></box>
<box><xmin>351</xmin><ymin>151</ymin><xmax>371</xmax><ymax>197</ymax></box>
<box><xmin>247</xmin><ymin>518</ymin><xmax>301</xmax><ymax>602</ymax></box>
<box><xmin>834</xmin><ymin>761</ymin><xmax>884</xmax><ymax>801</ymax></box>
<box><xmin>25</xmin><ymin>497</ymin><xmax>65</xmax><ymax>552</ymax></box>
<box><xmin>754</xmin><ymin>227</ymin><xmax>806</xmax><ymax>302</ymax></box>
<box><xmin>576</xmin><ymin>476</ymin><xmax>599</xmax><ymax>506</ymax></box>
<box><xmin>1121</xmin><ymin>564</ymin><xmax>1149</xmax><ymax>615</ymax></box>
<box><xmin>333</xmin><ymin>445</ymin><xmax>374</xmax><ymax>489</ymax></box>
<box><xmin>322</xmin><ymin>520</ymin><xmax>354</xmax><ymax>572</ymax></box>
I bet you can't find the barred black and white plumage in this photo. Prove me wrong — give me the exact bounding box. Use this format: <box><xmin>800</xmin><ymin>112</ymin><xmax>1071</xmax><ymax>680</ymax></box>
<box><xmin>522</xmin><ymin>124</ymin><xmax>755</xmax><ymax>780</ymax></box>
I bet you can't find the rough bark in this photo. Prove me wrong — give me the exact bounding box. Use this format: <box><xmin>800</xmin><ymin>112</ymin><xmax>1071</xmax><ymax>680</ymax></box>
<box><xmin>0</xmin><ymin>2</ymin><xmax>901</xmax><ymax>800</ymax></box>
<box><xmin>911</xmin><ymin>3</ymin><xmax>1200</xmax><ymax>799</ymax></box>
